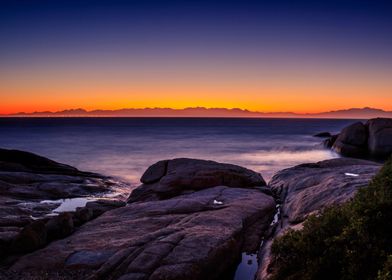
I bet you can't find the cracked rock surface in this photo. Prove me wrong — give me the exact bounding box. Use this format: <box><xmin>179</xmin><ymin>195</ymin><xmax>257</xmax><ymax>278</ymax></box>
<box><xmin>9</xmin><ymin>158</ymin><xmax>275</xmax><ymax>280</ymax></box>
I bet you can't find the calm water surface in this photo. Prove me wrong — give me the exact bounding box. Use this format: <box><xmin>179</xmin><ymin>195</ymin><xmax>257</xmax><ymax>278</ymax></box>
<box><xmin>0</xmin><ymin>118</ymin><xmax>357</xmax><ymax>185</ymax></box>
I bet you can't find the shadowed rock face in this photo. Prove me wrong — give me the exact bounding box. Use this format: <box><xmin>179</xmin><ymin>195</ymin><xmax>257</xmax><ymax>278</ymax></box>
<box><xmin>332</xmin><ymin>122</ymin><xmax>368</xmax><ymax>157</ymax></box>
<box><xmin>0</xmin><ymin>149</ymin><xmax>126</xmax><ymax>260</ymax></box>
<box><xmin>326</xmin><ymin>118</ymin><xmax>392</xmax><ymax>159</ymax></box>
<box><xmin>0</xmin><ymin>149</ymin><xmax>116</xmax><ymax>227</ymax></box>
<box><xmin>367</xmin><ymin>118</ymin><xmax>392</xmax><ymax>158</ymax></box>
<box><xmin>10</xmin><ymin>159</ymin><xmax>275</xmax><ymax>280</ymax></box>
<box><xmin>129</xmin><ymin>158</ymin><xmax>267</xmax><ymax>203</ymax></box>
<box><xmin>0</xmin><ymin>148</ymin><xmax>85</xmax><ymax>175</ymax></box>
<box><xmin>257</xmin><ymin>158</ymin><xmax>381</xmax><ymax>280</ymax></box>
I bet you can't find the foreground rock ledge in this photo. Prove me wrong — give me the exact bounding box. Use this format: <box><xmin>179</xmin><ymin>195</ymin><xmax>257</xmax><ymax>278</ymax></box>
<box><xmin>257</xmin><ymin>158</ymin><xmax>381</xmax><ymax>280</ymax></box>
<box><xmin>0</xmin><ymin>149</ymin><xmax>126</xmax><ymax>259</ymax></box>
<box><xmin>10</xmin><ymin>158</ymin><xmax>275</xmax><ymax>280</ymax></box>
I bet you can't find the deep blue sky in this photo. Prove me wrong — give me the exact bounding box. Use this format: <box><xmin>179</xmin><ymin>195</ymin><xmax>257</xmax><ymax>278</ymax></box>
<box><xmin>1</xmin><ymin>0</ymin><xmax>392</xmax><ymax>60</ymax></box>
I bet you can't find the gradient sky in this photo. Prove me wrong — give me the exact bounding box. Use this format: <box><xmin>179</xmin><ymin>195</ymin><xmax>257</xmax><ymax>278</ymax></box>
<box><xmin>1</xmin><ymin>0</ymin><xmax>392</xmax><ymax>114</ymax></box>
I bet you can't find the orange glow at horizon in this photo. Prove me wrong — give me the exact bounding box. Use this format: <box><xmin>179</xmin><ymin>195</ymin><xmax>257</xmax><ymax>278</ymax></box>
<box><xmin>1</xmin><ymin>56</ymin><xmax>392</xmax><ymax>115</ymax></box>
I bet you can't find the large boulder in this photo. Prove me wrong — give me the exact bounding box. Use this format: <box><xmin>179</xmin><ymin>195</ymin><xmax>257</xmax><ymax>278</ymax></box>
<box><xmin>326</xmin><ymin>118</ymin><xmax>392</xmax><ymax>159</ymax></box>
<box><xmin>129</xmin><ymin>158</ymin><xmax>266</xmax><ymax>202</ymax></box>
<box><xmin>332</xmin><ymin>122</ymin><xmax>368</xmax><ymax>157</ymax></box>
<box><xmin>366</xmin><ymin>118</ymin><xmax>392</xmax><ymax>158</ymax></box>
<box><xmin>257</xmin><ymin>158</ymin><xmax>381</xmax><ymax>279</ymax></box>
<box><xmin>10</xmin><ymin>159</ymin><xmax>275</xmax><ymax>280</ymax></box>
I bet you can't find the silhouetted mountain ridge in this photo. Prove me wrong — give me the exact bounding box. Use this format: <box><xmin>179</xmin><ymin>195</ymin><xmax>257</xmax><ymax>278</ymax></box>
<box><xmin>5</xmin><ymin>107</ymin><xmax>392</xmax><ymax>118</ymax></box>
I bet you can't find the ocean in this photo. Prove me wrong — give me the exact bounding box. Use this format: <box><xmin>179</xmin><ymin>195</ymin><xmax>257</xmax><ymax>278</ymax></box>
<box><xmin>0</xmin><ymin>117</ymin><xmax>357</xmax><ymax>187</ymax></box>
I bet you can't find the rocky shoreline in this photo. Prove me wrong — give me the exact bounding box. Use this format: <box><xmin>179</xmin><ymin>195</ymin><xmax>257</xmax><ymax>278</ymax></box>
<box><xmin>322</xmin><ymin>118</ymin><xmax>392</xmax><ymax>159</ymax></box>
<box><xmin>0</xmin><ymin>118</ymin><xmax>391</xmax><ymax>280</ymax></box>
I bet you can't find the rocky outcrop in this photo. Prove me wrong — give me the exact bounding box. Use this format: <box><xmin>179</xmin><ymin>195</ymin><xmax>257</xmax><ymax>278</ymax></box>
<box><xmin>313</xmin><ymin>132</ymin><xmax>331</xmax><ymax>138</ymax></box>
<box><xmin>325</xmin><ymin>118</ymin><xmax>392</xmax><ymax>159</ymax></box>
<box><xmin>0</xmin><ymin>149</ymin><xmax>128</xmax><ymax>261</ymax></box>
<box><xmin>9</xmin><ymin>159</ymin><xmax>275</xmax><ymax>280</ymax></box>
<box><xmin>331</xmin><ymin>122</ymin><xmax>368</xmax><ymax>157</ymax></box>
<box><xmin>367</xmin><ymin>118</ymin><xmax>392</xmax><ymax>158</ymax></box>
<box><xmin>257</xmin><ymin>158</ymin><xmax>381</xmax><ymax>279</ymax></box>
<box><xmin>129</xmin><ymin>158</ymin><xmax>267</xmax><ymax>203</ymax></box>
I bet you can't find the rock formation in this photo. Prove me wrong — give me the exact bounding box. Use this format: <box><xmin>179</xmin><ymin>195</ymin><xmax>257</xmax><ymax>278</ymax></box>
<box><xmin>257</xmin><ymin>158</ymin><xmax>381</xmax><ymax>279</ymax></box>
<box><xmin>5</xmin><ymin>158</ymin><xmax>275</xmax><ymax>280</ymax></box>
<box><xmin>0</xmin><ymin>149</ymin><xmax>127</xmax><ymax>262</ymax></box>
<box><xmin>325</xmin><ymin>118</ymin><xmax>392</xmax><ymax>159</ymax></box>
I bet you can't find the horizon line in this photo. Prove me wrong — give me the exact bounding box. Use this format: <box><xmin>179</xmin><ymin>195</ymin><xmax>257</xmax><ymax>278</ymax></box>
<box><xmin>1</xmin><ymin>106</ymin><xmax>392</xmax><ymax>119</ymax></box>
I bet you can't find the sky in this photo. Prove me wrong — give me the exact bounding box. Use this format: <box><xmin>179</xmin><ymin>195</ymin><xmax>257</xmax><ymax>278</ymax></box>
<box><xmin>1</xmin><ymin>0</ymin><xmax>392</xmax><ymax>114</ymax></box>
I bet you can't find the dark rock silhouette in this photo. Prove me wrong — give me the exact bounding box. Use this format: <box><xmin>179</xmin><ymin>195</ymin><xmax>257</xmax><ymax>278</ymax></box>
<box><xmin>0</xmin><ymin>149</ymin><xmax>127</xmax><ymax>261</ymax></box>
<box><xmin>332</xmin><ymin>122</ymin><xmax>368</xmax><ymax>157</ymax></box>
<box><xmin>313</xmin><ymin>132</ymin><xmax>331</xmax><ymax>138</ymax></box>
<box><xmin>367</xmin><ymin>118</ymin><xmax>392</xmax><ymax>158</ymax></box>
<box><xmin>325</xmin><ymin>118</ymin><xmax>392</xmax><ymax>159</ymax></box>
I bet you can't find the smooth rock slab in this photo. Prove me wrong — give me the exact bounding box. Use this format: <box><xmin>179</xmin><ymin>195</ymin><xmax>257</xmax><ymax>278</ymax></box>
<box><xmin>11</xmin><ymin>186</ymin><xmax>276</xmax><ymax>280</ymax></box>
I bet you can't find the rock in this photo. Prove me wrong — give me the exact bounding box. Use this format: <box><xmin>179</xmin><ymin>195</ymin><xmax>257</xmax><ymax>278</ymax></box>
<box><xmin>269</xmin><ymin>158</ymin><xmax>380</xmax><ymax>223</ymax></box>
<box><xmin>323</xmin><ymin>134</ymin><xmax>339</xmax><ymax>148</ymax></box>
<box><xmin>10</xmin><ymin>159</ymin><xmax>275</xmax><ymax>280</ymax></box>
<box><xmin>0</xmin><ymin>227</ymin><xmax>21</xmax><ymax>258</ymax></box>
<box><xmin>85</xmin><ymin>200</ymin><xmax>126</xmax><ymax>218</ymax></box>
<box><xmin>332</xmin><ymin>122</ymin><xmax>368</xmax><ymax>157</ymax></box>
<box><xmin>313</xmin><ymin>132</ymin><xmax>331</xmax><ymax>138</ymax></box>
<box><xmin>0</xmin><ymin>149</ymin><xmax>129</xmax><ymax>261</ymax></box>
<box><xmin>326</xmin><ymin>118</ymin><xmax>392</xmax><ymax>159</ymax></box>
<box><xmin>45</xmin><ymin>212</ymin><xmax>74</xmax><ymax>241</ymax></box>
<box><xmin>0</xmin><ymin>148</ymin><xmax>79</xmax><ymax>175</ymax></box>
<box><xmin>73</xmin><ymin>207</ymin><xmax>94</xmax><ymax>226</ymax></box>
<box><xmin>366</xmin><ymin>118</ymin><xmax>392</xmax><ymax>158</ymax></box>
<box><xmin>12</xmin><ymin>187</ymin><xmax>275</xmax><ymax>279</ymax></box>
<box><xmin>11</xmin><ymin>221</ymin><xmax>47</xmax><ymax>254</ymax></box>
<box><xmin>257</xmin><ymin>158</ymin><xmax>381</xmax><ymax>280</ymax></box>
<box><xmin>129</xmin><ymin>158</ymin><xmax>266</xmax><ymax>202</ymax></box>
<box><xmin>140</xmin><ymin>160</ymin><xmax>168</xmax><ymax>184</ymax></box>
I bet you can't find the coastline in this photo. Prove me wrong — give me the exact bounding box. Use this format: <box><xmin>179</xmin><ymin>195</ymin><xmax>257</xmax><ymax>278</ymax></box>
<box><xmin>0</xmin><ymin>117</ymin><xmax>391</xmax><ymax>280</ymax></box>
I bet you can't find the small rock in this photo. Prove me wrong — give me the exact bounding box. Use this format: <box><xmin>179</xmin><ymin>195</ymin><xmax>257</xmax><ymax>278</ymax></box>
<box><xmin>313</xmin><ymin>132</ymin><xmax>331</xmax><ymax>138</ymax></box>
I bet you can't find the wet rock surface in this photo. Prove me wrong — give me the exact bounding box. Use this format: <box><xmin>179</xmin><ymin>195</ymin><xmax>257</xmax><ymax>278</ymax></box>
<box><xmin>257</xmin><ymin>158</ymin><xmax>381</xmax><ymax>279</ymax></box>
<box><xmin>8</xmin><ymin>159</ymin><xmax>275</xmax><ymax>280</ymax></box>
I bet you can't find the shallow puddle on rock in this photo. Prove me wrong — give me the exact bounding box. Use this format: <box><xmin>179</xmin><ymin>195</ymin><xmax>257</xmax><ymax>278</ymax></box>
<box><xmin>234</xmin><ymin>252</ymin><xmax>258</xmax><ymax>280</ymax></box>
<box><xmin>40</xmin><ymin>197</ymin><xmax>95</xmax><ymax>213</ymax></box>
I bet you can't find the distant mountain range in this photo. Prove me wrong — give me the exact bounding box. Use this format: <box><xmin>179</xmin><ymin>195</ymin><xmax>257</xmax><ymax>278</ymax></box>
<box><xmin>3</xmin><ymin>107</ymin><xmax>392</xmax><ymax>119</ymax></box>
